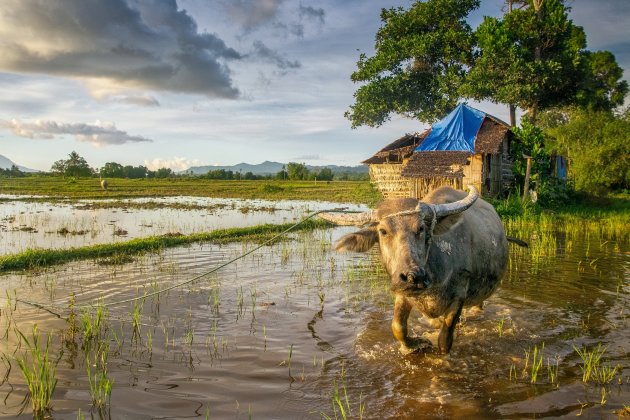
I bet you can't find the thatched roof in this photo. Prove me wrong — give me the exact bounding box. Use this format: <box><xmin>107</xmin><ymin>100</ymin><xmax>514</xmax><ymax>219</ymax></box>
<box><xmin>362</xmin><ymin>131</ymin><xmax>429</xmax><ymax>164</ymax></box>
<box><xmin>474</xmin><ymin>117</ymin><xmax>511</xmax><ymax>154</ymax></box>
<box><xmin>401</xmin><ymin>151</ymin><xmax>472</xmax><ymax>178</ymax></box>
<box><xmin>364</xmin><ymin>104</ymin><xmax>512</xmax><ymax>179</ymax></box>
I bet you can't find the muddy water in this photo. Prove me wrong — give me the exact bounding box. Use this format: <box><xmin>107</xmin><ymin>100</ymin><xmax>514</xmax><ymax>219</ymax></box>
<box><xmin>0</xmin><ymin>220</ymin><xmax>628</xmax><ymax>418</ymax></box>
<box><xmin>0</xmin><ymin>196</ymin><xmax>367</xmax><ymax>254</ymax></box>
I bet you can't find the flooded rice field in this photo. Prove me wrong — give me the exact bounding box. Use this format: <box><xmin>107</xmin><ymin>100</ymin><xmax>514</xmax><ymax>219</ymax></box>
<box><xmin>0</xmin><ymin>199</ymin><xmax>629</xmax><ymax>418</ymax></box>
<box><xmin>0</xmin><ymin>195</ymin><xmax>367</xmax><ymax>255</ymax></box>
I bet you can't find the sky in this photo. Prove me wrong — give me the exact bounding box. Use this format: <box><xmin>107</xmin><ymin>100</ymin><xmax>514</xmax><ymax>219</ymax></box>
<box><xmin>0</xmin><ymin>0</ymin><xmax>628</xmax><ymax>172</ymax></box>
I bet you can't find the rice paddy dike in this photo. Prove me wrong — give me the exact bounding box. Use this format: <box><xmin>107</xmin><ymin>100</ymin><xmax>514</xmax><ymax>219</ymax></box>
<box><xmin>0</xmin><ymin>180</ymin><xmax>629</xmax><ymax>418</ymax></box>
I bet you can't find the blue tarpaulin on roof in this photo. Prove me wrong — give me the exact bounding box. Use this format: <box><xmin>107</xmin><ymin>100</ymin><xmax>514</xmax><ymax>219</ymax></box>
<box><xmin>415</xmin><ymin>104</ymin><xmax>486</xmax><ymax>153</ymax></box>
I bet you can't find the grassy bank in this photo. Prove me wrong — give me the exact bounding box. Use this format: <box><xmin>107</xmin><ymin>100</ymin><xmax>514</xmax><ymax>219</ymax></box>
<box><xmin>0</xmin><ymin>219</ymin><xmax>330</xmax><ymax>272</ymax></box>
<box><xmin>0</xmin><ymin>176</ymin><xmax>382</xmax><ymax>205</ymax></box>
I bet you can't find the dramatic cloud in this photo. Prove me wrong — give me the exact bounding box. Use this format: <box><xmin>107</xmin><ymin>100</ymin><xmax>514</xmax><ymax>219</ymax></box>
<box><xmin>144</xmin><ymin>157</ymin><xmax>202</xmax><ymax>171</ymax></box>
<box><xmin>0</xmin><ymin>0</ymin><xmax>242</xmax><ymax>98</ymax></box>
<box><xmin>0</xmin><ymin>119</ymin><xmax>152</xmax><ymax>146</ymax></box>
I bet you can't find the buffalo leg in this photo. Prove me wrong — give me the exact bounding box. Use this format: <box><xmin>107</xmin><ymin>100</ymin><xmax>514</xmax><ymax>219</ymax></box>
<box><xmin>392</xmin><ymin>294</ymin><xmax>413</xmax><ymax>352</ymax></box>
<box><xmin>438</xmin><ymin>299</ymin><xmax>464</xmax><ymax>354</ymax></box>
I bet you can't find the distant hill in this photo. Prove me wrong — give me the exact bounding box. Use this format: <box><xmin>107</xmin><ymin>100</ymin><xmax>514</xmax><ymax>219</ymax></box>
<box><xmin>185</xmin><ymin>160</ymin><xmax>368</xmax><ymax>176</ymax></box>
<box><xmin>0</xmin><ymin>154</ymin><xmax>37</xmax><ymax>172</ymax></box>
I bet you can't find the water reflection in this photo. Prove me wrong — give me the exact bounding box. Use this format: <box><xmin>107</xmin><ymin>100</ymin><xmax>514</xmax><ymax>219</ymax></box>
<box><xmin>0</xmin><ymin>195</ymin><xmax>368</xmax><ymax>255</ymax></box>
<box><xmin>0</xmin><ymin>220</ymin><xmax>628</xmax><ymax>418</ymax></box>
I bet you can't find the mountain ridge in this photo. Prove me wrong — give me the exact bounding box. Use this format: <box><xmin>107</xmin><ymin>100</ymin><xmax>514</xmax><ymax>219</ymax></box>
<box><xmin>184</xmin><ymin>160</ymin><xmax>368</xmax><ymax>175</ymax></box>
<box><xmin>0</xmin><ymin>154</ymin><xmax>37</xmax><ymax>172</ymax></box>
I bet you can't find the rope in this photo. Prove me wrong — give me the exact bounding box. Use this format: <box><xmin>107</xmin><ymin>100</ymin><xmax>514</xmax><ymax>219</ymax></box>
<box><xmin>6</xmin><ymin>208</ymin><xmax>355</xmax><ymax>314</ymax></box>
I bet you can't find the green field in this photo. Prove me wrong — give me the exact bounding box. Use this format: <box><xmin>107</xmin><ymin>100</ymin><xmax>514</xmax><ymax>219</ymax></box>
<box><xmin>0</xmin><ymin>176</ymin><xmax>382</xmax><ymax>205</ymax></box>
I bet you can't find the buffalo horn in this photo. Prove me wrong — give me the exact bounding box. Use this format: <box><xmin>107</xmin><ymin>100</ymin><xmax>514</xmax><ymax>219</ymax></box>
<box><xmin>318</xmin><ymin>210</ymin><xmax>377</xmax><ymax>226</ymax></box>
<box><xmin>432</xmin><ymin>185</ymin><xmax>479</xmax><ymax>218</ymax></box>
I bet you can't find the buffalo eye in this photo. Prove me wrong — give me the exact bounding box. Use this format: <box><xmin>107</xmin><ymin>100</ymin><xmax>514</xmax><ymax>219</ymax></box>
<box><xmin>416</xmin><ymin>225</ymin><xmax>425</xmax><ymax>235</ymax></box>
<box><xmin>378</xmin><ymin>228</ymin><xmax>388</xmax><ymax>236</ymax></box>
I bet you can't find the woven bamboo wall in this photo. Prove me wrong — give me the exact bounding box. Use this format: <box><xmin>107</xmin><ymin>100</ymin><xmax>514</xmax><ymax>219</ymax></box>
<box><xmin>462</xmin><ymin>154</ymin><xmax>483</xmax><ymax>194</ymax></box>
<box><xmin>369</xmin><ymin>164</ymin><xmax>412</xmax><ymax>198</ymax></box>
<box><xmin>411</xmin><ymin>177</ymin><xmax>463</xmax><ymax>199</ymax></box>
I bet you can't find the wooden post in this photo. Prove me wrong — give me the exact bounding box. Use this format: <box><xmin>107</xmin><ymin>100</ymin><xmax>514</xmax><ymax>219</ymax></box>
<box><xmin>522</xmin><ymin>154</ymin><xmax>532</xmax><ymax>202</ymax></box>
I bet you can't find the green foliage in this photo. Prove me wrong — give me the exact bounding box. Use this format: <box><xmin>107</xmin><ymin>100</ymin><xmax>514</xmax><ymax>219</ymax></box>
<box><xmin>348</xmin><ymin>0</ymin><xmax>626</xmax><ymax>127</ymax></box>
<box><xmin>576</xmin><ymin>50</ymin><xmax>629</xmax><ymax>112</ymax></box>
<box><xmin>287</xmin><ymin>162</ymin><xmax>309</xmax><ymax>180</ymax></box>
<box><xmin>465</xmin><ymin>0</ymin><xmax>585</xmax><ymax>122</ymax></box>
<box><xmin>0</xmin><ymin>164</ymin><xmax>25</xmax><ymax>177</ymax></box>
<box><xmin>99</xmin><ymin>162</ymin><xmax>124</xmax><ymax>178</ymax></box>
<box><xmin>155</xmin><ymin>167</ymin><xmax>173</xmax><ymax>178</ymax></box>
<box><xmin>545</xmin><ymin>109</ymin><xmax>630</xmax><ymax>193</ymax></box>
<box><xmin>51</xmin><ymin>151</ymin><xmax>93</xmax><ymax>177</ymax></box>
<box><xmin>511</xmin><ymin>120</ymin><xmax>551</xmax><ymax>185</ymax></box>
<box><xmin>511</xmin><ymin>120</ymin><xmax>578</xmax><ymax>207</ymax></box>
<box><xmin>345</xmin><ymin>0</ymin><xmax>479</xmax><ymax>127</ymax></box>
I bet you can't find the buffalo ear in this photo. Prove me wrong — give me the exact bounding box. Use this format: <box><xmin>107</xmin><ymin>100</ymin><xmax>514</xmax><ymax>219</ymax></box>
<box><xmin>334</xmin><ymin>227</ymin><xmax>378</xmax><ymax>253</ymax></box>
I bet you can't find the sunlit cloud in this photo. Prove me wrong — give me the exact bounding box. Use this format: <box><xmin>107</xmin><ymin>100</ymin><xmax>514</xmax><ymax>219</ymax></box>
<box><xmin>144</xmin><ymin>157</ymin><xmax>202</xmax><ymax>171</ymax></box>
<box><xmin>0</xmin><ymin>119</ymin><xmax>152</xmax><ymax>146</ymax></box>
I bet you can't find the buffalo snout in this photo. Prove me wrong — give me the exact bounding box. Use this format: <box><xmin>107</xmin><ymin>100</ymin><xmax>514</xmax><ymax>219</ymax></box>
<box><xmin>398</xmin><ymin>267</ymin><xmax>430</xmax><ymax>289</ymax></box>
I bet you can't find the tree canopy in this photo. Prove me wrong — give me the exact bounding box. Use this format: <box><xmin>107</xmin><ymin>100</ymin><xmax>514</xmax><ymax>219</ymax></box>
<box><xmin>345</xmin><ymin>0</ymin><xmax>479</xmax><ymax>127</ymax></box>
<box><xmin>51</xmin><ymin>151</ymin><xmax>93</xmax><ymax>177</ymax></box>
<box><xmin>543</xmin><ymin>108</ymin><xmax>630</xmax><ymax>192</ymax></box>
<box><xmin>347</xmin><ymin>0</ymin><xmax>627</xmax><ymax>127</ymax></box>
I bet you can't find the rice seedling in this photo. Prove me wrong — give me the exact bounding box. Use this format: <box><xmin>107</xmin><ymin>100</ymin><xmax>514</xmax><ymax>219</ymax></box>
<box><xmin>321</xmin><ymin>381</ymin><xmax>364</xmax><ymax>420</ymax></box>
<box><xmin>497</xmin><ymin>317</ymin><xmax>505</xmax><ymax>337</ymax></box>
<box><xmin>573</xmin><ymin>344</ymin><xmax>620</xmax><ymax>384</ymax></box>
<box><xmin>86</xmin><ymin>349</ymin><xmax>113</xmax><ymax>410</ymax></box>
<box><xmin>509</xmin><ymin>363</ymin><xmax>517</xmax><ymax>381</ymax></box>
<box><xmin>131</xmin><ymin>300</ymin><xmax>144</xmax><ymax>342</ymax></box>
<box><xmin>15</xmin><ymin>325</ymin><xmax>61</xmax><ymax>419</ymax></box>
<box><xmin>547</xmin><ymin>356</ymin><xmax>560</xmax><ymax>386</ymax></box>
<box><xmin>523</xmin><ymin>343</ymin><xmax>545</xmax><ymax>384</ymax></box>
<box><xmin>146</xmin><ymin>330</ymin><xmax>153</xmax><ymax>353</ymax></box>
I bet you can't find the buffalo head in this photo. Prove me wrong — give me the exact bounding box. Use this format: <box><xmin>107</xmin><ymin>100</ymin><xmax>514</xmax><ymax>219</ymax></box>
<box><xmin>319</xmin><ymin>186</ymin><xmax>478</xmax><ymax>295</ymax></box>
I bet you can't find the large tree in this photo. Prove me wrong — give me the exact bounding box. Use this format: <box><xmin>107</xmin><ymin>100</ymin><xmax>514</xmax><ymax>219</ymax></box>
<box><xmin>464</xmin><ymin>0</ymin><xmax>586</xmax><ymax>124</ymax></box>
<box><xmin>345</xmin><ymin>0</ymin><xmax>479</xmax><ymax>127</ymax></box>
<box><xmin>51</xmin><ymin>151</ymin><xmax>93</xmax><ymax>177</ymax></box>
<box><xmin>575</xmin><ymin>50</ymin><xmax>629</xmax><ymax>112</ymax></box>
<box><xmin>347</xmin><ymin>0</ymin><xmax>627</xmax><ymax>128</ymax></box>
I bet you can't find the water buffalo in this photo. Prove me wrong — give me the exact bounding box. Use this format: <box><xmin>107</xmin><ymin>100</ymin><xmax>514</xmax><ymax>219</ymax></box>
<box><xmin>320</xmin><ymin>186</ymin><xmax>524</xmax><ymax>354</ymax></box>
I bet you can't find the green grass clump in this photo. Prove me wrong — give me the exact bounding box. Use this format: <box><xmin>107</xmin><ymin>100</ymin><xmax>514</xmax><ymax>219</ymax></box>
<box><xmin>15</xmin><ymin>325</ymin><xmax>61</xmax><ymax>419</ymax></box>
<box><xmin>573</xmin><ymin>344</ymin><xmax>620</xmax><ymax>385</ymax></box>
<box><xmin>0</xmin><ymin>219</ymin><xmax>331</xmax><ymax>272</ymax></box>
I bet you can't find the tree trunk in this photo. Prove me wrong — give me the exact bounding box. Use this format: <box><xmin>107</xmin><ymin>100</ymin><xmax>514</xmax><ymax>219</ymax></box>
<box><xmin>509</xmin><ymin>104</ymin><xmax>516</xmax><ymax>127</ymax></box>
<box><xmin>523</xmin><ymin>156</ymin><xmax>532</xmax><ymax>202</ymax></box>
<box><xmin>528</xmin><ymin>103</ymin><xmax>538</xmax><ymax>126</ymax></box>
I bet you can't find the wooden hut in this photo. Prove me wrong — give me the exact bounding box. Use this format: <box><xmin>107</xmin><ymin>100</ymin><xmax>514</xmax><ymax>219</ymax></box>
<box><xmin>362</xmin><ymin>132</ymin><xmax>428</xmax><ymax>198</ymax></box>
<box><xmin>364</xmin><ymin>104</ymin><xmax>515</xmax><ymax>199</ymax></box>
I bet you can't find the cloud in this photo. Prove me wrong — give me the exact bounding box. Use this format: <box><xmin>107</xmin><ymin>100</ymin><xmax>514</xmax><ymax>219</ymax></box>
<box><xmin>292</xmin><ymin>154</ymin><xmax>320</xmax><ymax>161</ymax></box>
<box><xmin>224</xmin><ymin>0</ymin><xmax>285</xmax><ymax>32</ymax></box>
<box><xmin>0</xmin><ymin>119</ymin><xmax>153</xmax><ymax>146</ymax></box>
<box><xmin>299</xmin><ymin>4</ymin><xmax>325</xmax><ymax>25</ymax></box>
<box><xmin>144</xmin><ymin>156</ymin><xmax>202</xmax><ymax>171</ymax></box>
<box><xmin>251</xmin><ymin>41</ymin><xmax>301</xmax><ymax>70</ymax></box>
<box><xmin>0</xmin><ymin>0</ymin><xmax>242</xmax><ymax>98</ymax></box>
